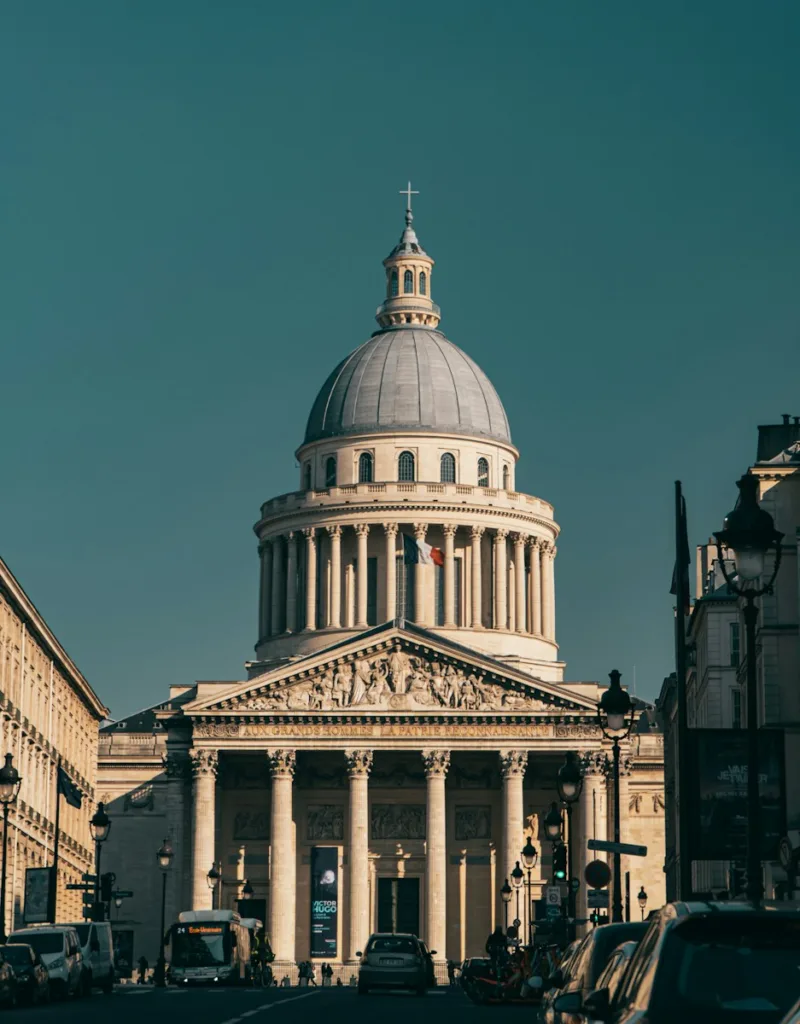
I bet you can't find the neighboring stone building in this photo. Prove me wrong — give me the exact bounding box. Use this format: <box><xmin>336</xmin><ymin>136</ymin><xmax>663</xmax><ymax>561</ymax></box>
<box><xmin>0</xmin><ymin>556</ymin><xmax>107</xmax><ymax>933</ymax></box>
<box><xmin>98</xmin><ymin>199</ymin><xmax>666</xmax><ymax>969</ymax></box>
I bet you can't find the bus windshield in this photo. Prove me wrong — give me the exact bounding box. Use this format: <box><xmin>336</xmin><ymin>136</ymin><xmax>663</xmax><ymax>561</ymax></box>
<box><xmin>172</xmin><ymin>924</ymin><xmax>229</xmax><ymax>968</ymax></box>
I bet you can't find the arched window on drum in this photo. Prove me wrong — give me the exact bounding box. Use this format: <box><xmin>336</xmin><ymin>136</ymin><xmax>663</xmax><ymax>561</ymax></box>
<box><xmin>440</xmin><ymin>453</ymin><xmax>456</xmax><ymax>483</ymax></box>
<box><xmin>358</xmin><ymin>452</ymin><xmax>374</xmax><ymax>483</ymax></box>
<box><xmin>325</xmin><ymin>456</ymin><xmax>337</xmax><ymax>488</ymax></box>
<box><xmin>398</xmin><ymin>451</ymin><xmax>416</xmax><ymax>482</ymax></box>
<box><xmin>502</xmin><ymin>465</ymin><xmax>510</xmax><ymax>490</ymax></box>
<box><xmin>404</xmin><ymin>269</ymin><xmax>414</xmax><ymax>294</ymax></box>
<box><xmin>419</xmin><ymin>271</ymin><xmax>427</xmax><ymax>296</ymax></box>
<box><xmin>477</xmin><ymin>458</ymin><xmax>489</xmax><ymax>488</ymax></box>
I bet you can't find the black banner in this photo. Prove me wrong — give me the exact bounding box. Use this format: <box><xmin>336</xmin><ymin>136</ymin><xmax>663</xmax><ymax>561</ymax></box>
<box><xmin>310</xmin><ymin>847</ymin><xmax>338</xmax><ymax>958</ymax></box>
<box><xmin>688</xmin><ymin>729</ymin><xmax>786</xmax><ymax>861</ymax></box>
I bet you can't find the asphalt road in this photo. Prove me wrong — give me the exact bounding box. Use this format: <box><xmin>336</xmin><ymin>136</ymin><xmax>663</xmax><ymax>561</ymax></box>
<box><xmin>2</xmin><ymin>984</ymin><xmax>497</xmax><ymax>1024</ymax></box>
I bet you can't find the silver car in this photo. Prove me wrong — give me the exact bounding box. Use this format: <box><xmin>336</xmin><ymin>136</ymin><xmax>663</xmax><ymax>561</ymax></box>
<box><xmin>357</xmin><ymin>933</ymin><xmax>428</xmax><ymax>995</ymax></box>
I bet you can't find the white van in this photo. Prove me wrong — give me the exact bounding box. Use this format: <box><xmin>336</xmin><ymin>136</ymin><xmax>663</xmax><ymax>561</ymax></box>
<box><xmin>7</xmin><ymin>926</ymin><xmax>83</xmax><ymax>998</ymax></box>
<box><xmin>63</xmin><ymin>921</ymin><xmax>114</xmax><ymax>993</ymax></box>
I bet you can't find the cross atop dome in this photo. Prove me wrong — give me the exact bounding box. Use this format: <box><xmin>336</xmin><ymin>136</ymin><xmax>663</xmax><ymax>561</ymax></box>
<box><xmin>399</xmin><ymin>180</ymin><xmax>419</xmax><ymax>214</ymax></box>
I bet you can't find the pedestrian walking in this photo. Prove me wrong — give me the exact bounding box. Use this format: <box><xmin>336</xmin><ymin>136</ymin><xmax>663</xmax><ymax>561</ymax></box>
<box><xmin>137</xmin><ymin>956</ymin><xmax>149</xmax><ymax>985</ymax></box>
<box><xmin>447</xmin><ymin>959</ymin><xmax>456</xmax><ymax>986</ymax></box>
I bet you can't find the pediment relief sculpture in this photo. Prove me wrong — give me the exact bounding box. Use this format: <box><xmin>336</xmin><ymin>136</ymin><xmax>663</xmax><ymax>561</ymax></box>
<box><xmin>234</xmin><ymin>648</ymin><xmax>560</xmax><ymax>714</ymax></box>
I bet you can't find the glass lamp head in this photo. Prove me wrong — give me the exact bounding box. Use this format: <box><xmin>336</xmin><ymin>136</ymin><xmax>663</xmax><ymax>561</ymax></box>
<box><xmin>637</xmin><ymin>886</ymin><xmax>648</xmax><ymax>909</ymax></box>
<box><xmin>557</xmin><ymin>752</ymin><xmax>583</xmax><ymax>804</ymax></box>
<box><xmin>521</xmin><ymin>836</ymin><xmax>538</xmax><ymax>870</ymax></box>
<box><xmin>157</xmin><ymin>837</ymin><xmax>174</xmax><ymax>870</ymax></box>
<box><xmin>714</xmin><ymin>474</ymin><xmax>783</xmax><ymax>582</ymax></box>
<box><xmin>90</xmin><ymin>802</ymin><xmax>111</xmax><ymax>843</ymax></box>
<box><xmin>241</xmin><ymin>879</ymin><xmax>254</xmax><ymax>900</ymax></box>
<box><xmin>206</xmin><ymin>863</ymin><xmax>220</xmax><ymax>889</ymax></box>
<box><xmin>511</xmin><ymin>861</ymin><xmax>524</xmax><ymax>888</ymax></box>
<box><xmin>599</xmin><ymin>670</ymin><xmax>633</xmax><ymax>736</ymax></box>
<box><xmin>500</xmin><ymin>879</ymin><xmax>513</xmax><ymax>903</ymax></box>
<box><xmin>543</xmin><ymin>801</ymin><xmax>563</xmax><ymax>842</ymax></box>
<box><xmin>0</xmin><ymin>754</ymin><xmax>21</xmax><ymax>806</ymax></box>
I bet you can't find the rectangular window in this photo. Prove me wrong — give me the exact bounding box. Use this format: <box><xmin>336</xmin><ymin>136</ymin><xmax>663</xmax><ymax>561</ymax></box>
<box><xmin>367</xmin><ymin>556</ymin><xmax>378</xmax><ymax>626</ymax></box>
<box><xmin>396</xmin><ymin>556</ymin><xmax>415</xmax><ymax>621</ymax></box>
<box><xmin>730</xmin><ymin>622</ymin><xmax>740</xmax><ymax>667</ymax></box>
<box><xmin>732</xmin><ymin>688</ymin><xmax>742</xmax><ymax>729</ymax></box>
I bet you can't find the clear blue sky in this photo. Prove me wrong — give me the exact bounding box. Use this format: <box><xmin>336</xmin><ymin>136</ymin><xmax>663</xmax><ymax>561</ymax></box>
<box><xmin>2</xmin><ymin>2</ymin><xmax>798</xmax><ymax>718</ymax></box>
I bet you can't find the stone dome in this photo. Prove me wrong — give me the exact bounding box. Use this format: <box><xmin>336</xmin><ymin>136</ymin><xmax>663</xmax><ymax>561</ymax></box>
<box><xmin>303</xmin><ymin>327</ymin><xmax>512</xmax><ymax>445</ymax></box>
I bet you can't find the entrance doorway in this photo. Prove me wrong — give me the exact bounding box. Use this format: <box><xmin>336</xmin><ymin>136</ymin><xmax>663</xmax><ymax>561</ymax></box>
<box><xmin>377</xmin><ymin>877</ymin><xmax>420</xmax><ymax>935</ymax></box>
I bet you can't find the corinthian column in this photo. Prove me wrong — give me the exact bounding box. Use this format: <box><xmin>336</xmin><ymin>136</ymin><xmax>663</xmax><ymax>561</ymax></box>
<box><xmin>258</xmin><ymin>541</ymin><xmax>272</xmax><ymax>640</ymax></box>
<box><xmin>383</xmin><ymin>524</ymin><xmax>398</xmax><ymax>621</ymax></box>
<box><xmin>190</xmin><ymin>749</ymin><xmax>219</xmax><ymax>910</ymax></box>
<box><xmin>355</xmin><ymin>524</ymin><xmax>370</xmax><ymax>628</ymax></box>
<box><xmin>528</xmin><ymin>538</ymin><xmax>541</xmax><ymax>635</ymax></box>
<box><xmin>164</xmin><ymin>752</ymin><xmax>190</xmax><ymax>924</ymax></box>
<box><xmin>494</xmin><ymin>530</ymin><xmax>508</xmax><ymax>630</ymax></box>
<box><xmin>327</xmin><ymin>526</ymin><xmax>342</xmax><ymax>628</ymax></box>
<box><xmin>513</xmin><ymin>533</ymin><xmax>526</xmax><ymax>633</ymax></box>
<box><xmin>270</xmin><ymin>537</ymin><xmax>284</xmax><ymax>636</ymax></box>
<box><xmin>413</xmin><ymin>523</ymin><xmax>429</xmax><ymax>625</ymax></box>
<box><xmin>345</xmin><ymin>750</ymin><xmax>373</xmax><ymax>961</ymax></box>
<box><xmin>578</xmin><ymin>752</ymin><xmax>607</xmax><ymax>922</ymax></box>
<box><xmin>268</xmin><ymin>749</ymin><xmax>296</xmax><ymax>964</ymax></box>
<box><xmin>303</xmin><ymin>527</ymin><xmax>317</xmax><ymax>631</ymax></box>
<box><xmin>423</xmin><ymin>750</ymin><xmax>450</xmax><ymax>961</ymax></box>
<box><xmin>285</xmin><ymin>532</ymin><xmax>298</xmax><ymax>633</ymax></box>
<box><xmin>443</xmin><ymin>524</ymin><xmax>457</xmax><ymax>627</ymax></box>
<box><xmin>470</xmin><ymin>526</ymin><xmax>484</xmax><ymax>628</ymax></box>
<box><xmin>542</xmin><ymin>542</ymin><xmax>556</xmax><ymax>640</ymax></box>
<box><xmin>499</xmin><ymin>751</ymin><xmax>527</xmax><ymax>896</ymax></box>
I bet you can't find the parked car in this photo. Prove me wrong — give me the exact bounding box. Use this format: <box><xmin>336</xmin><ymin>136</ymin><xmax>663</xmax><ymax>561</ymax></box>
<box><xmin>356</xmin><ymin>933</ymin><xmax>428</xmax><ymax>995</ymax></box>
<box><xmin>781</xmin><ymin>996</ymin><xmax>800</xmax><ymax>1024</ymax></box>
<box><xmin>591</xmin><ymin>940</ymin><xmax>638</xmax><ymax>1008</ymax></box>
<box><xmin>0</xmin><ymin>944</ymin><xmax>50</xmax><ymax>1005</ymax></box>
<box><xmin>539</xmin><ymin>921</ymin><xmax>648</xmax><ymax>1023</ymax></box>
<box><xmin>552</xmin><ymin>901</ymin><xmax>800</xmax><ymax>1024</ymax></box>
<box><xmin>417</xmin><ymin>940</ymin><xmax>437</xmax><ymax>987</ymax></box>
<box><xmin>7</xmin><ymin>926</ymin><xmax>83</xmax><ymax>999</ymax></box>
<box><xmin>63</xmin><ymin>921</ymin><xmax>115</xmax><ymax>993</ymax></box>
<box><xmin>0</xmin><ymin>952</ymin><xmax>17</xmax><ymax>1007</ymax></box>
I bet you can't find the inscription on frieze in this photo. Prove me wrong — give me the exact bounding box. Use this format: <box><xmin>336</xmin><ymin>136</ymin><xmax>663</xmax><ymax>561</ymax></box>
<box><xmin>455</xmin><ymin>806</ymin><xmax>492</xmax><ymax>840</ymax></box>
<box><xmin>201</xmin><ymin>722</ymin><xmax>560</xmax><ymax>739</ymax></box>
<box><xmin>371</xmin><ymin>804</ymin><xmax>426</xmax><ymax>840</ymax></box>
<box><xmin>307</xmin><ymin>804</ymin><xmax>344</xmax><ymax>841</ymax></box>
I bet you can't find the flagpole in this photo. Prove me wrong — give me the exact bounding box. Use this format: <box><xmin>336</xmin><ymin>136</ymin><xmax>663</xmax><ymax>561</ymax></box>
<box><xmin>48</xmin><ymin>757</ymin><xmax>62</xmax><ymax>924</ymax></box>
<box><xmin>674</xmin><ymin>481</ymin><xmax>693</xmax><ymax>901</ymax></box>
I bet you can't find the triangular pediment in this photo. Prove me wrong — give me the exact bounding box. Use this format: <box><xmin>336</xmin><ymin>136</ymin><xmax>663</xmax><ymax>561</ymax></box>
<box><xmin>184</xmin><ymin>624</ymin><xmax>598</xmax><ymax>716</ymax></box>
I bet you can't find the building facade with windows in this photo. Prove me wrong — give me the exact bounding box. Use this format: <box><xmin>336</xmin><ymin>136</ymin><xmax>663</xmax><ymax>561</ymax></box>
<box><xmin>98</xmin><ymin>203</ymin><xmax>666</xmax><ymax>970</ymax></box>
<box><xmin>0</xmin><ymin>556</ymin><xmax>107</xmax><ymax>934</ymax></box>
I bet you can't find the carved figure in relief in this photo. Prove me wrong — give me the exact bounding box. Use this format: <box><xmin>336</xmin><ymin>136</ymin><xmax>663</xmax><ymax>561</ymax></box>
<box><xmin>333</xmin><ymin>664</ymin><xmax>352</xmax><ymax>707</ymax></box>
<box><xmin>366</xmin><ymin>662</ymin><xmax>391</xmax><ymax>704</ymax></box>
<box><xmin>387</xmin><ymin>649</ymin><xmax>412</xmax><ymax>694</ymax></box>
<box><xmin>351</xmin><ymin>658</ymin><xmax>371</xmax><ymax>705</ymax></box>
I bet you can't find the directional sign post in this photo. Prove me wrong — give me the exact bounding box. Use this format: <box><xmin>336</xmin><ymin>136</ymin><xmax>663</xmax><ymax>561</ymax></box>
<box><xmin>114</xmin><ymin>890</ymin><xmax>134</xmax><ymax>899</ymax></box>
<box><xmin>66</xmin><ymin>883</ymin><xmax>94</xmax><ymax>891</ymax></box>
<box><xmin>588</xmin><ymin>889</ymin><xmax>609</xmax><ymax>909</ymax></box>
<box><xmin>81</xmin><ymin>873</ymin><xmax>98</xmax><ymax>883</ymax></box>
<box><xmin>587</xmin><ymin>839</ymin><xmax>648</xmax><ymax>858</ymax></box>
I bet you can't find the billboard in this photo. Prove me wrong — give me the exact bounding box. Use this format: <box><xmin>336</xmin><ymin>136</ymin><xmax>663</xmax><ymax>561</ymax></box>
<box><xmin>23</xmin><ymin>867</ymin><xmax>51</xmax><ymax>924</ymax></box>
<box><xmin>687</xmin><ymin>729</ymin><xmax>785</xmax><ymax>861</ymax></box>
<box><xmin>310</xmin><ymin>847</ymin><xmax>338</xmax><ymax>958</ymax></box>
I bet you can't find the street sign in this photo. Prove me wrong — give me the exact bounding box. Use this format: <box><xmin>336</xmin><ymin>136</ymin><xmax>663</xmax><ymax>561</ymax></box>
<box><xmin>584</xmin><ymin>859</ymin><xmax>612</xmax><ymax>889</ymax></box>
<box><xmin>546</xmin><ymin>905</ymin><xmax>561</xmax><ymax>920</ymax></box>
<box><xmin>588</xmin><ymin>889</ymin><xmax>609</xmax><ymax>908</ymax></box>
<box><xmin>587</xmin><ymin>839</ymin><xmax>648</xmax><ymax>857</ymax></box>
<box><xmin>114</xmin><ymin>890</ymin><xmax>134</xmax><ymax>899</ymax></box>
<box><xmin>545</xmin><ymin>886</ymin><xmax>562</xmax><ymax>907</ymax></box>
<box><xmin>66</xmin><ymin>883</ymin><xmax>94</xmax><ymax>891</ymax></box>
<box><xmin>570</xmin><ymin>878</ymin><xmax>580</xmax><ymax>893</ymax></box>
<box><xmin>81</xmin><ymin>873</ymin><xmax>98</xmax><ymax>883</ymax></box>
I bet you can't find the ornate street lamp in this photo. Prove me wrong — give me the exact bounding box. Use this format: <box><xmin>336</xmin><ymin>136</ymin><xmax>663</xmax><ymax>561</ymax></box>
<box><xmin>714</xmin><ymin>473</ymin><xmax>783</xmax><ymax>907</ymax></box>
<box><xmin>207</xmin><ymin>863</ymin><xmax>221</xmax><ymax>910</ymax></box>
<box><xmin>500</xmin><ymin>878</ymin><xmax>512</xmax><ymax>931</ymax></box>
<box><xmin>521</xmin><ymin>837</ymin><xmax>538</xmax><ymax>944</ymax></box>
<box><xmin>598</xmin><ymin>670</ymin><xmax>635</xmax><ymax>922</ymax></box>
<box><xmin>154</xmin><ymin>838</ymin><xmax>174</xmax><ymax>986</ymax></box>
<box><xmin>510</xmin><ymin>861</ymin><xmax>524</xmax><ymax>931</ymax></box>
<box><xmin>637</xmin><ymin>886</ymin><xmax>648</xmax><ymax>920</ymax></box>
<box><xmin>543</xmin><ymin>802</ymin><xmax>563</xmax><ymax>844</ymax></box>
<box><xmin>89</xmin><ymin>801</ymin><xmax>111</xmax><ymax>921</ymax></box>
<box><xmin>557</xmin><ymin>752</ymin><xmax>583</xmax><ymax>934</ymax></box>
<box><xmin>241</xmin><ymin>879</ymin><xmax>254</xmax><ymax>900</ymax></box>
<box><xmin>0</xmin><ymin>754</ymin><xmax>21</xmax><ymax>943</ymax></box>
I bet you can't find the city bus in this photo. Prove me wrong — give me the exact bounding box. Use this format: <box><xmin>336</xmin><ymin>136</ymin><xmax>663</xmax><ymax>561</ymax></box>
<box><xmin>169</xmin><ymin>910</ymin><xmax>252</xmax><ymax>985</ymax></box>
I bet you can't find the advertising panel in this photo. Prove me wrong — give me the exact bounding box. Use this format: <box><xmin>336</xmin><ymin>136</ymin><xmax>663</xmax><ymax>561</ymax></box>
<box><xmin>23</xmin><ymin>867</ymin><xmax>51</xmax><ymax>924</ymax></box>
<box><xmin>310</xmin><ymin>847</ymin><xmax>338</xmax><ymax>958</ymax></box>
<box><xmin>688</xmin><ymin>728</ymin><xmax>785</xmax><ymax>861</ymax></box>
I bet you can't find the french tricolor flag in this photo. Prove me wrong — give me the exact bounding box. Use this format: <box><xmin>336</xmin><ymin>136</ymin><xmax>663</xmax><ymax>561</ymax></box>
<box><xmin>402</xmin><ymin>532</ymin><xmax>444</xmax><ymax>566</ymax></box>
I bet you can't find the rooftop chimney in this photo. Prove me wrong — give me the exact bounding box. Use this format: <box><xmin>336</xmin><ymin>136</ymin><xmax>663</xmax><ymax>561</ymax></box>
<box><xmin>782</xmin><ymin>414</ymin><xmax>790</xmax><ymax>425</ymax></box>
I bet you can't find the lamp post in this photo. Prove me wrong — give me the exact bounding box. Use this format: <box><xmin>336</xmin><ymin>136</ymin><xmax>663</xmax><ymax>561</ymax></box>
<box><xmin>89</xmin><ymin>801</ymin><xmax>111</xmax><ymax>921</ymax></box>
<box><xmin>637</xmin><ymin>886</ymin><xmax>647</xmax><ymax>920</ymax></box>
<box><xmin>154</xmin><ymin>838</ymin><xmax>174</xmax><ymax>987</ymax></box>
<box><xmin>207</xmin><ymin>863</ymin><xmax>221</xmax><ymax>910</ymax></box>
<box><xmin>557</xmin><ymin>752</ymin><xmax>583</xmax><ymax>937</ymax></box>
<box><xmin>241</xmin><ymin>879</ymin><xmax>254</xmax><ymax>901</ymax></box>
<box><xmin>500</xmin><ymin>878</ymin><xmax>512</xmax><ymax>931</ymax></box>
<box><xmin>510</xmin><ymin>861</ymin><xmax>524</xmax><ymax>935</ymax></box>
<box><xmin>521</xmin><ymin>836</ymin><xmax>538</xmax><ymax>944</ymax></box>
<box><xmin>597</xmin><ymin>670</ymin><xmax>635</xmax><ymax>922</ymax></box>
<box><xmin>0</xmin><ymin>754</ymin><xmax>21</xmax><ymax>943</ymax></box>
<box><xmin>714</xmin><ymin>474</ymin><xmax>783</xmax><ymax>906</ymax></box>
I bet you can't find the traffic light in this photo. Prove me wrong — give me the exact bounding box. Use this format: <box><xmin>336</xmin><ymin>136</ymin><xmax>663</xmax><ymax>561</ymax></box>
<box><xmin>553</xmin><ymin>844</ymin><xmax>567</xmax><ymax>881</ymax></box>
<box><xmin>100</xmin><ymin>872</ymin><xmax>116</xmax><ymax>903</ymax></box>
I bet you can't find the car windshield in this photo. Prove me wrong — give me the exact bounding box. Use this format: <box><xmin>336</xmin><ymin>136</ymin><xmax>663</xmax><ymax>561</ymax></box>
<box><xmin>73</xmin><ymin>926</ymin><xmax>91</xmax><ymax>945</ymax></box>
<box><xmin>367</xmin><ymin>937</ymin><xmax>418</xmax><ymax>954</ymax></box>
<box><xmin>0</xmin><ymin>946</ymin><xmax>32</xmax><ymax>966</ymax></box>
<box><xmin>658</xmin><ymin>916</ymin><xmax>800</xmax><ymax>1022</ymax></box>
<box><xmin>8</xmin><ymin>933</ymin><xmax>62</xmax><ymax>956</ymax></box>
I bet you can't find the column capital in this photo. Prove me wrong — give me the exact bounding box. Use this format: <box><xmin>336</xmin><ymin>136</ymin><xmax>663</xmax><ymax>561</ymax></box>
<box><xmin>382</xmin><ymin>522</ymin><xmax>399</xmax><ymax>537</ymax></box>
<box><xmin>442</xmin><ymin>523</ymin><xmax>458</xmax><ymax>538</ymax></box>
<box><xmin>345</xmin><ymin>749</ymin><xmax>374</xmax><ymax>777</ymax></box>
<box><xmin>163</xmin><ymin>752</ymin><xmax>192</xmax><ymax>780</ymax></box>
<box><xmin>267</xmin><ymin>749</ymin><xmax>296</xmax><ymax>778</ymax></box>
<box><xmin>354</xmin><ymin>523</ymin><xmax>370</xmax><ymax>538</ymax></box>
<box><xmin>527</xmin><ymin>535</ymin><xmax>540</xmax><ymax>550</ymax></box>
<box><xmin>302</xmin><ymin>527</ymin><xmax>316</xmax><ymax>540</ymax></box>
<box><xmin>326</xmin><ymin>524</ymin><xmax>343</xmax><ymax>539</ymax></box>
<box><xmin>499</xmin><ymin>750</ymin><xmax>527</xmax><ymax>778</ymax></box>
<box><xmin>190</xmin><ymin>749</ymin><xmax>219</xmax><ymax>779</ymax></box>
<box><xmin>511</xmin><ymin>531</ymin><xmax>525</xmax><ymax>546</ymax></box>
<box><xmin>413</xmin><ymin>522</ymin><xmax>428</xmax><ymax>540</ymax></box>
<box><xmin>579</xmin><ymin>751</ymin><xmax>607</xmax><ymax>777</ymax></box>
<box><xmin>422</xmin><ymin>750</ymin><xmax>450</xmax><ymax>777</ymax></box>
<box><xmin>470</xmin><ymin>525</ymin><xmax>485</xmax><ymax>540</ymax></box>
<box><xmin>494</xmin><ymin>528</ymin><xmax>508</xmax><ymax>543</ymax></box>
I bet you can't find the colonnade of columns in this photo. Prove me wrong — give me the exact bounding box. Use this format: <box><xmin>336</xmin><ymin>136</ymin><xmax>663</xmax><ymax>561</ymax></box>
<box><xmin>257</xmin><ymin>524</ymin><xmax>556</xmax><ymax>641</ymax></box>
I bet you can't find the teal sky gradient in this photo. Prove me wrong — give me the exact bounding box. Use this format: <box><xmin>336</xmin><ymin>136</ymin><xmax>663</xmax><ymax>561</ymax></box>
<box><xmin>2</xmin><ymin>2</ymin><xmax>798</xmax><ymax>716</ymax></box>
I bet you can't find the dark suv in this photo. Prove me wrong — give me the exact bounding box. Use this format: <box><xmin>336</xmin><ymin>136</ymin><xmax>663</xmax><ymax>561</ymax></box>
<box><xmin>553</xmin><ymin>901</ymin><xmax>800</xmax><ymax>1024</ymax></box>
